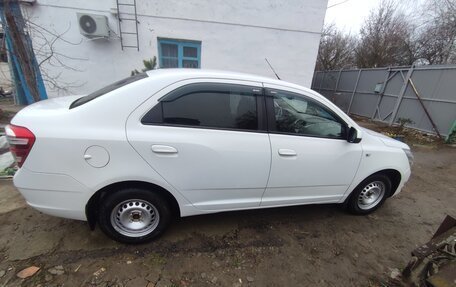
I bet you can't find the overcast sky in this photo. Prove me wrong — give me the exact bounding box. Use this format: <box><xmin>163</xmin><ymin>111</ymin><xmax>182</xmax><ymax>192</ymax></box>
<box><xmin>324</xmin><ymin>0</ymin><xmax>382</xmax><ymax>34</ymax></box>
<box><xmin>325</xmin><ymin>0</ymin><xmax>426</xmax><ymax>34</ymax></box>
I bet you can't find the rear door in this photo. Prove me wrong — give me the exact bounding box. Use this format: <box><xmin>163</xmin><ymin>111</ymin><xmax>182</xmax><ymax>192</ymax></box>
<box><xmin>261</xmin><ymin>84</ymin><xmax>363</xmax><ymax>206</ymax></box>
<box><xmin>126</xmin><ymin>79</ymin><xmax>271</xmax><ymax>210</ymax></box>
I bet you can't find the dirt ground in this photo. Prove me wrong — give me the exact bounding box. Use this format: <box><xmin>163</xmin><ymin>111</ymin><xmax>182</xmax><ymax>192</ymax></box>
<box><xmin>0</xmin><ymin>114</ymin><xmax>455</xmax><ymax>286</ymax></box>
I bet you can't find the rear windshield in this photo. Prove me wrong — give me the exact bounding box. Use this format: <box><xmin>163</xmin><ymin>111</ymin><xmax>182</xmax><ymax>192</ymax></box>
<box><xmin>69</xmin><ymin>73</ymin><xmax>148</xmax><ymax>109</ymax></box>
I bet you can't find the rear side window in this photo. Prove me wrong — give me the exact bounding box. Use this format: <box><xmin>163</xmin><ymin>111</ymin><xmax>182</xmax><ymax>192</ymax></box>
<box><xmin>142</xmin><ymin>83</ymin><xmax>260</xmax><ymax>131</ymax></box>
<box><xmin>70</xmin><ymin>73</ymin><xmax>148</xmax><ymax>109</ymax></box>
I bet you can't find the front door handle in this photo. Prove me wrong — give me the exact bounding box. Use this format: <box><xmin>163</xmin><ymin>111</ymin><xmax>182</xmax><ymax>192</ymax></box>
<box><xmin>278</xmin><ymin>149</ymin><xmax>297</xmax><ymax>156</ymax></box>
<box><xmin>151</xmin><ymin>145</ymin><xmax>178</xmax><ymax>154</ymax></box>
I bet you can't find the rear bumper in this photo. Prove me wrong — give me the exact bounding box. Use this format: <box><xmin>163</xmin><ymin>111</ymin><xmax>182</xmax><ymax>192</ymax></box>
<box><xmin>13</xmin><ymin>167</ymin><xmax>90</xmax><ymax>221</ymax></box>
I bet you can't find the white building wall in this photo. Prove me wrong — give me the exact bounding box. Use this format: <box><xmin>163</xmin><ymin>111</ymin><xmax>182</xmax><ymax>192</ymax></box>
<box><xmin>24</xmin><ymin>0</ymin><xmax>327</xmax><ymax>97</ymax></box>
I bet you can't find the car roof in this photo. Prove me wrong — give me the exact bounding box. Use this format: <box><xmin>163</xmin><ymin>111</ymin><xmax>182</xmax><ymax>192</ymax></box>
<box><xmin>146</xmin><ymin>68</ymin><xmax>315</xmax><ymax>94</ymax></box>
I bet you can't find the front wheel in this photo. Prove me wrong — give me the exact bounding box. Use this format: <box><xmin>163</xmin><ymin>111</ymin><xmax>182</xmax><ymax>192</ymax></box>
<box><xmin>98</xmin><ymin>188</ymin><xmax>172</xmax><ymax>244</ymax></box>
<box><xmin>346</xmin><ymin>174</ymin><xmax>391</xmax><ymax>215</ymax></box>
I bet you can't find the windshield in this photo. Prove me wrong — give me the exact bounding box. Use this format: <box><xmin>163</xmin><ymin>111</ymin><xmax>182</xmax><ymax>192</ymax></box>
<box><xmin>69</xmin><ymin>73</ymin><xmax>148</xmax><ymax>109</ymax></box>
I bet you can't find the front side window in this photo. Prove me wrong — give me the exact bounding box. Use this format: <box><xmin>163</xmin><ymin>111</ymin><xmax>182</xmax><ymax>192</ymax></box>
<box><xmin>158</xmin><ymin>38</ymin><xmax>201</xmax><ymax>68</ymax></box>
<box><xmin>271</xmin><ymin>90</ymin><xmax>346</xmax><ymax>139</ymax></box>
<box><xmin>142</xmin><ymin>84</ymin><xmax>259</xmax><ymax>131</ymax></box>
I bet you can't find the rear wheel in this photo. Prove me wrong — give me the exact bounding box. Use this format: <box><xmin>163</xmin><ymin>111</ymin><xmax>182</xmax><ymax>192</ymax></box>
<box><xmin>98</xmin><ymin>188</ymin><xmax>171</xmax><ymax>244</ymax></box>
<box><xmin>346</xmin><ymin>174</ymin><xmax>391</xmax><ymax>215</ymax></box>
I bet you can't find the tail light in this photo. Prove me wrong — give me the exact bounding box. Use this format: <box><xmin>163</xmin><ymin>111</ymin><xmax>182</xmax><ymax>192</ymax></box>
<box><xmin>5</xmin><ymin>124</ymin><xmax>36</xmax><ymax>168</ymax></box>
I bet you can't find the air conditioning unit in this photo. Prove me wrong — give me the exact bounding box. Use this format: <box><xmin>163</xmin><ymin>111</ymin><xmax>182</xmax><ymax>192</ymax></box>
<box><xmin>77</xmin><ymin>13</ymin><xmax>110</xmax><ymax>38</ymax></box>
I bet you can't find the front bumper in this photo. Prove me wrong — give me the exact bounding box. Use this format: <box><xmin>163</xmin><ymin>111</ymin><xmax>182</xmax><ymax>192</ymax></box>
<box><xmin>13</xmin><ymin>167</ymin><xmax>90</xmax><ymax>221</ymax></box>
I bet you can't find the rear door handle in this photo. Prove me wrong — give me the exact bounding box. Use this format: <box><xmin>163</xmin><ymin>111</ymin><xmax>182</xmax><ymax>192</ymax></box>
<box><xmin>278</xmin><ymin>149</ymin><xmax>297</xmax><ymax>156</ymax></box>
<box><xmin>151</xmin><ymin>145</ymin><xmax>178</xmax><ymax>154</ymax></box>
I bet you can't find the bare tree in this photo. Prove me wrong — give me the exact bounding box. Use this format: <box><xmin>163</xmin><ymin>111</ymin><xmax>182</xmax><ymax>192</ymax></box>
<box><xmin>317</xmin><ymin>0</ymin><xmax>456</xmax><ymax>70</ymax></box>
<box><xmin>3</xmin><ymin>3</ymin><xmax>88</xmax><ymax>99</ymax></box>
<box><xmin>24</xmin><ymin>18</ymin><xmax>87</xmax><ymax>95</ymax></box>
<box><xmin>415</xmin><ymin>0</ymin><xmax>456</xmax><ymax>64</ymax></box>
<box><xmin>355</xmin><ymin>0</ymin><xmax>416</xmax><ymax>68</ymax></box>
<box><xmin>315</xmin><ymin>24</ymin><xmax>357</xmax><ymax>71</ymax></box>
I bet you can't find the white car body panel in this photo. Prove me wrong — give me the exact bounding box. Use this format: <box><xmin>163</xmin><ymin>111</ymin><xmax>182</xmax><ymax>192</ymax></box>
<box><xmin>127</xmin><ymin>126</ymin><xmax>270</xmax><ymax>210</ymax></box>
<box><xmin>9</xmin><ymin>69</ymin><xmax>412</xmax><ymax>222</ymax></box>
<box><xmin>263</xmin><ymin>133</ymin><xmax>363</xmax><ymax>205</ymax></box>
<box><xmin>341</xmin><ymin>127</ymin><xmax>411</xmax><ymax>201</ymax></box>
<box><xmin>261</xmin><ymin>83</ymin><xmax>363</xmax><ymax>206</ymax></box>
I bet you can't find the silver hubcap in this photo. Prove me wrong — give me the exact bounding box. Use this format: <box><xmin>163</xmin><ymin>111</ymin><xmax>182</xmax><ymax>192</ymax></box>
<box><xmin>110</xmin><ymin>199</ymin><xmax>159</xmax><ymax>237</ymax></box>
<box><xmin>357</xmin><ymin>181</ymin><xmax>385</xmax><ymax>210</ymax></box>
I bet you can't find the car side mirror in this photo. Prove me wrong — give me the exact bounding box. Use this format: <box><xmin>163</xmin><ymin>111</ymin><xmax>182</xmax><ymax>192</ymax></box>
<box><xmin>347</xmin><ymin>127</ymin><xmax>361</xmax><ymax>143</ymax></box>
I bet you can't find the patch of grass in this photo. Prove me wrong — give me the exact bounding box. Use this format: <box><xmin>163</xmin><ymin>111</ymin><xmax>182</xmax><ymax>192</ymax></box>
<box><xmin>0</xmin><ymin>167</ymin><xmax>17</xmax><ymax>177</ymax></box>
<box><xmin>232</xmin><ymin>255</ymin><xmax>243</xmax><ymax>268</ymax></box>
<box><xmin>144</xmin><ymin>252</ymin><xmax>166</xmax><ymax>267</ymax></box>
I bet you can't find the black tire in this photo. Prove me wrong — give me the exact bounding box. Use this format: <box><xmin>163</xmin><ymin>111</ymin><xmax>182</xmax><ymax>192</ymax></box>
<box><xmin>98</xmin><ymin>188</ymin><xmax>172</xmax><ymax>244</ymax></box>
<box><xmin>346</xmin><ymin>174</ymin><xmax>392</xmax><ymax>215</ymax></box>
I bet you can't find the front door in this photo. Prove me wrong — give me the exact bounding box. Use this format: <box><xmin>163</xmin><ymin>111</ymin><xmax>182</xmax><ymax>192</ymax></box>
<box><xmin>261</xmin><ymin>85</ymin><xmax>363</xmax><ymax>206</ymax></box>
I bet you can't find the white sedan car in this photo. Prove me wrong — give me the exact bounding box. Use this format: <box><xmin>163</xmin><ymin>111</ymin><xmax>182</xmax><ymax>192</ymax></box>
<box><xmin>6</xmin><ymin>69</ymin><xmax>412</xmax><ymax>243</ymax></box>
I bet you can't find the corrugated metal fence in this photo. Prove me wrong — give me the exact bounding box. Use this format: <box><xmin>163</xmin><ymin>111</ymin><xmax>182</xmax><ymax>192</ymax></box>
<box><xmin>311</xmin><ymin>65</ymin><xmax>456</xmax><ymax>136</ymax></box>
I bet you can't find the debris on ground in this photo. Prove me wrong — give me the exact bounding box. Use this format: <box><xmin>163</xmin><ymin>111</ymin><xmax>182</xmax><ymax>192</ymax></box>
<box><xmin>0</xmin><ymin>152</ymin><xmax>14</xmax><ymax>172</ymax></box>
<box><xmin>93</xmin><ymin>267</ymin><xmax>106</xmax><ymax>277</ymax></box>
<box><xmin>74</xmin><ymin>264</ymin><xmax>81</xmax><ymax>272</ymax></box>
<box><xmin>389</xmin><ymin>268</ymin><xmax>401</xmax><ymax>280</ymax></box>
<box><xmin>47</xmin><ymin>265</ymin><xmax>65</xmax><ymax>275</ymax></box>
<box><xmin>0</xmin><ymin>135</ymin><xmax>17</xmax><ymax>178</ymax></box>
<box><xmin>16</xmin><ymin>266</ymin><xmax>40</xmax><ymax>279</ymax></box>
<box><xmin>389</xmin><ymin>215</ymin><xmax>456</xmax><ymax>287</ymax></box>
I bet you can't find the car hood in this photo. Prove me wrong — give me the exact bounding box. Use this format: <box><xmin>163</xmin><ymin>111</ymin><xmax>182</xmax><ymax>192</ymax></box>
<box><xmin>361</xmin><ymin>127</ymin><xmax>410</xmax><ymax>149</ymax></box>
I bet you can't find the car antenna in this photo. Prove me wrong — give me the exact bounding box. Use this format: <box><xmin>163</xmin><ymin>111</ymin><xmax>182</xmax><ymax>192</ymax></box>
<box><xmin>265</xmin><ymin>58</ymin><xmax>281</xmax><ymax>80</ymax></box>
